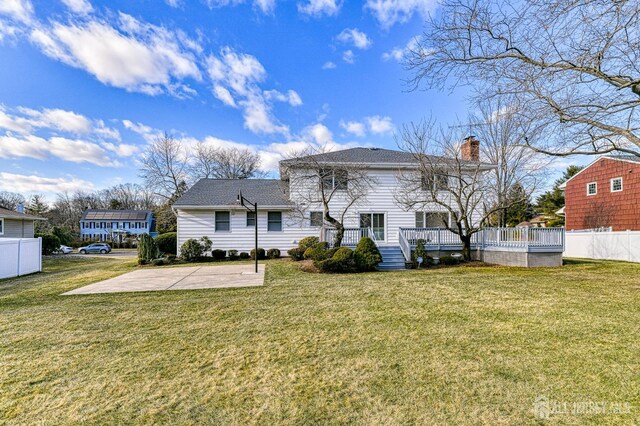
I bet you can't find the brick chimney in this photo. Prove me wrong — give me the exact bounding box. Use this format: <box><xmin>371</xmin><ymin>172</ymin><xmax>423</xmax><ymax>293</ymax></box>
<box><xmin>461</xmin><ymin>136</ymin><xmax>480</xmax><ymax>161</ymax></box>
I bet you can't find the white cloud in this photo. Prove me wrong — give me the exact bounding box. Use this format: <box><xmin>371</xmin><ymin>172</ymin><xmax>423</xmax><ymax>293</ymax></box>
<box><xmin>60</xmin><ymin>0</ymin><xmax>93</xmax><ymax>15</ymax></box>
<box><xmin>322</xmin><ymin>61</ymin><xmax>336</xmax><ymax>70</ymax></box>
<box><xmin>0</xmin><ymin>105</ymin><xmax>119</xmax><ymax>138</ymax></box>
<box><xmin>366</xmin><ymin>115</ymin><xmax>393</xmax><ymax>134</ymax></box>
<box><xmin>29</xmin><ymin>14</ymin><xmax>201</xmax><ymax>95</ymax></box>
<box><xmin>213</xmin><ymin>85</ymin><xmax>237</xmax><ymax>107</ymax></box>
<box><xmin>342</xmin><ymin>49</ymin><xmax>355</xmax><ymax>64</ymax></box>
<box><xmin>337</xmin><ymin>28</ymin><xmax>372</xmax><ymax>49</ymax></box>
<box><xmin>382</xmin><ymin>37</ymin><xmax>421</xmax><ymax>62</ymax></box>
<box><xmin>339</xmin><ymin>115</ymin><xmax>394</xmax><ymax>136</ymax></box>
<box><xmin>0</xmin><ymin>0</ymin><xmax>34</xmax><ymax>24</ymax></box>
<box><xmin>0</xmin><ymin>134</ymin><xmax>119</xmax><ymax>166</ymax></box>
<box><xmin>365</xmin><ymin>0</ymin><xmax>438</xmax><ymax>29</ymax></box>
<box><xmin>264</xmin><ymin>89</ymin><xmax>303</xmax><ymax>107</ymax></box>
<box><xmin>0</xmin><ymin>172</ymin><xmax>95</xmax><ymax>193</ymax></box>
<box><xmin>298</xmin><ymin>0</ymin><xmax>341</xmax><ymax>17</ymax></box>
<box><xmin>102</xmin><ymin>142</ymin><xmax>138</xmax><ymax>157</ymax></box>
<box><xmin>206</xmin><ymin>0</ymin><xmax>275</xmax><ymax>14</ymax></box>
<box><xmin>207</xmin><ymin>46</ymin><xmax>294</xmax><ymax>135</ymax></box>
<box><xmin>122</xmin><ymin>119</ymin><xmax>161</xmax><ymax>143</ymax></box>
<box><xmin>340</xmin><ymin>120</ymin><xmax>366</xmax><ymax>137</ymax></box>
<box><xmin>165</xmin><ymin>0</ymin><xmax>181</xmax><ymax>6</ymax></box>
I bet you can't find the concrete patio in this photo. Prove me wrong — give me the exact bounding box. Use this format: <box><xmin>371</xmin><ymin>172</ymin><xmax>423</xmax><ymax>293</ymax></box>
<box><xmin>63</xmin><ymin>264</ymin><xmax>265</xmax><ymax>295</ymax></box>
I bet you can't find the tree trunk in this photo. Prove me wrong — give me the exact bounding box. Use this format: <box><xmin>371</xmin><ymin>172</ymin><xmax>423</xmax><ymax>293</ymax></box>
<box><xmin>461</xmin><ymin>234</ymin><xmax>472</xmax><ymax>261</ymax></box>
<box><xmin>333</xmin><ymin>224</ymin><xmax>345</xmax><ymax>248</ymax></box>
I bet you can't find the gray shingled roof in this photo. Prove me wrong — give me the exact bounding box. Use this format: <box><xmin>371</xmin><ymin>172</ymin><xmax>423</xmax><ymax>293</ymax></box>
<box><xmin>0</xmin><ymin>206</ymin><xmax>45</xmax><ymax>220</ymax></box>
<box><xmin>174</xmin><ymin>179</ymin><xmax>291</xmax><ymax>207</ymax></box>
<box><xmin>280</xmin><ymin>147</ymin><xmax>419</xmax><ymax>165</ymax></box>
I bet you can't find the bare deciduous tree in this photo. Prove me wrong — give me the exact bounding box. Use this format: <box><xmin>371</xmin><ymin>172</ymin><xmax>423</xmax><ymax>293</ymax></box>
<box><xmin>468</xmin><ymin>98</ymin><xmax>549</xmax><ymax>226</ymax></box>
<box><xmin>395</xmin><ymin>120</ymin><xmax>522</xmax><ymax>260</ymax></box>
<box><xmin>190</xmin><ymin>144</ymin><xmax>263</xmax><ymax>180</ymax></box>
<box><xmin>280</xmin><ymin>148</ymin><xmax>376</xmax><ymax>247</ymax></box>
<box><xmin>408</xmin><ymin>0</ymin><xmax>640</xmax><ymax>157</ymax></box>
<box><xmin>100</xmin><ymin>183</ymin><xmax>158</xmax><ymax>210</ymax></box>
<box><xmin>0</xmin><ymin>191</ymin><xmax>26</xmax><ymax>210</ymax></box>
<box><xmin>583</xmin><ymin>200</ymin><xmax>615</xmax><ymax>230</ymax></box>
<box><xmin>139</xmin><ymin>133</ymin><xmax>189</xmax><ymax>199</ymax></box>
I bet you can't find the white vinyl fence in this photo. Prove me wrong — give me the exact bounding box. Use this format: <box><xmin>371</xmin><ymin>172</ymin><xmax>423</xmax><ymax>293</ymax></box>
<box><xmin>0</xmin><ymin>237</ymin><xmax>42</xmax><ymax>279</ymax></box>
<box><xmin>564</xmin><ymin>230</ymin><xmax>640</xmax><ymax>263</ymax></box>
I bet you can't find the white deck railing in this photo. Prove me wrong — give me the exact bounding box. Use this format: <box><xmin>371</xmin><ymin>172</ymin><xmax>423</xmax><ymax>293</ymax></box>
<box><xmin>323</xmin><ymin>227</ymin><xmax>372</xmax><ymax>247</ymax></box>
<box><xmin>398</xmin><ymin>227</ymin><xmax>564</xmax><ymax>261</ymax></box>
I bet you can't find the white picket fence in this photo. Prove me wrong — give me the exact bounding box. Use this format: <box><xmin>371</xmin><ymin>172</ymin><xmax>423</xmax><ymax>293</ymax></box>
<box><xmin>564</xmin><ymin>230</ymin><xmax>640</xmax><ymax>263</ymax></box>
<box><xmin>0</xmin><ymin>237</ymin><xmax>42</xmax><ymax>279</ymax></box>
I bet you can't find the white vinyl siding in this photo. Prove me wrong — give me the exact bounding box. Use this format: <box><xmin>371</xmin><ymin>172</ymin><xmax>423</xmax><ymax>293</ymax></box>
<box><xmin>0</xmin><ymin>218</ymin><xmax>35</xmax><ymax>238</ymax></box>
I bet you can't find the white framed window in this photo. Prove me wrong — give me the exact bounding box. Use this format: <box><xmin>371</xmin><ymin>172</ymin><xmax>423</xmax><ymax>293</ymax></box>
<box><xmin>415</xmin><ymin>211</ymin><xmax>449</xmax><ymax>228</ymax></box>
<box><xmin>421</xmin><ymin>172</ymin><xmax>449</xmax><ymax>191</ymax></box>
<box><xmin>309</xmin><ymin>211</ymin><xmax>323</xmax><ymax>227</ymax></box>
<box><xmin>267</xmin><ymin>211</ymin><xmax>282</xmax><ymax>232</ymax></box>
<box><xmin>610</xmin><ymin>177</ymin><xmax>623</xmax><ymax>192</ymax></box>
<box><xmin>0</xmin><ymin>218</ymin><xmax>4</xmax><ymax>235</ymax></box>
<box><xmin>587</xmin><ymin>182</ymin><xmax>597</xmax><ymax>196</ymax></box>
<box><xmin>215</xmin><ymin>211</ymin><xmax>230</xmax><ymax>232</ymax></box>
<box><xmin>320</xmin><ymin>169</ymin><xmax>348</xmax><ymax>191</ymax></box>
<box><xmin>246</xmin><ymin>211</ymin><xmax>256</xmax><ymax>227</ymax></box>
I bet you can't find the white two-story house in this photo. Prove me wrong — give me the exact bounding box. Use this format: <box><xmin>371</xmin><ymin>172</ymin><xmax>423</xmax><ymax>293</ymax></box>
<box><xmin>173</xmin><ymin>139</ymin><xmax>494</xmax><ymax>265</ymax></box>
<box><xmin>80</xmin><ymin>209</ymin><xmax>156</xmax><ymax>242</ymax></box>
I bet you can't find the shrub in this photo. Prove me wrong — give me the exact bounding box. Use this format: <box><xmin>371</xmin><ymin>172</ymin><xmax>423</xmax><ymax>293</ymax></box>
<box><xmin>138</xmin><ymin>234</ymin><xmax>160</xmax><ymax>262</ymax></box>
<box><xmin>211</xmin><ymin>249</ymin><xmax>226</xmax><ymax>260</ymax></box>
<box><xmin>250</xmin><ymin>247</ymin><xmax>266</xmax><ymax>260</ymax></box>
<box><xmin>412</xmin><ymin>239</ymin><xmax>428</xmax><ymax>268</ymax></box>
<box><xmin>316</xmin><ymin>247</ymin><xmax>357</xmax><ymax>273</ymax></box>
<box><xmin>440</xmin><ymin>255</ymin><xmax>460</xmax><ymax>265</ymax></box>
<box><xmin>155</xmin><ymin>232</ymin><xmax>177</xmax><ymax>255</ymax></box>
<box><xmin>138</xmin><ymin>258</ymin><xmax>147</xmax><ymax>265</ymax></box>
<box><xmin>152</xmin><ymin>259</ymin><xmax>165</xmax><ymax>266</ymax></box>
<box><xmin>180</xmin><ymin>239</ymin><xmax>204</xmax><ymax>262</ymax></box>
<box><xmin>303</xmin><ymin>242</ymin><xmax>330</xmax><ymax>261</ymax></box>
<box><xmin>267</xmin><ymin>248</ymin><xmax>281</xmax><ymax>259</ymax></box>
<box><xmin>354</xmin><ymin>237</ymin><xmax>382</xmax><ymax>272</ymax></box>
<box><xmin>298</xmin><ymin>236</ymin><xmax>320</xmax><ymax>251</ymax></box>
<box><xmin>167</xmin><ymin>255</ymin><xmax>177</xmax><ymax>262</ymax></box>
<box><xmin>228</xmin><ymin>250</ymin><xmax>240</xmax><ymax>260</ymax></box>
<box><xmin>200</xmin><ymin>236</ymin><xmax>213</xmax><ymax>256</ymax></box>
<box><xmin>287</xmin><ymin>247</ymin><xmax>305</xmax><ymax>261</ymax></box>
<box><xmin>37</xmin><ymin>233</ymin><xmax>61</xmax><ymax>255</ymax></box>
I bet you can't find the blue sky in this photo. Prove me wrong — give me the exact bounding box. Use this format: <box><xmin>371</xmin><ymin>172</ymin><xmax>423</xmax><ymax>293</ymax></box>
<box><xmin>0</xmin><ymin>0</ymin><xmax>570</xmax><ymax>200</ymax></box>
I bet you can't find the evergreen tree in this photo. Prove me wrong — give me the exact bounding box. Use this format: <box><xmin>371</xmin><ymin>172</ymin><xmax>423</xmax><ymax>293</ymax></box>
<box><xmin>536</xmin><ymin>165</ymin><xmax>583</xmax><ymax>226</ymax></box>
<box><xmin>27</xmin><ymin>194</ymin><xmax>50</xmax><ymax>233</ymax></box>
<box><xmin>504</xmin><ymin>183</ymin><xmax>535</xmax><ymax>226</ymax></box>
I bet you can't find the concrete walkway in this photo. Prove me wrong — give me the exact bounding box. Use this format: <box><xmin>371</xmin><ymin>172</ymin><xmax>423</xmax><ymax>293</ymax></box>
<box><xmin>63</xmin><ymin>264</ymin><xmax>265</xmax><ymax>295</ymax></box>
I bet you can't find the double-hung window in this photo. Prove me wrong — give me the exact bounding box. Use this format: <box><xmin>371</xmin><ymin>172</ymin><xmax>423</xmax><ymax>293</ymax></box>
<box><xmin>246</xmin><ymin>211</ymin><xmax>256</xmax><ymax>227</ymax></box>
<box><xmin>415</xmin><ymin>212</ymin><xmax>449</xmax><ymax>228</ymax></box>
<box><xmin>215</xmin><ymin>211</ymin><xmax>230</xmax><ymax>232</ymax></box>
<box><xmin>267</xmin><ymin>211</ymin><xmax>282</xmax><ymax>232</ymax></box>
<box><xmin>611</xmin><ymin>177</ymin><xmax>623</xmax><ymax>192</ymax></box>
<box><xmin>310</xmin><ymin>211</ymin><xmax>323</xmax><ymax>227</ymax></box>
<box><xmin>421</xmin><ymin>172</ymin><xmax>448</xmax><ymax>191</ymax></box>
<box><xmin>587</xmin><ymin>182</ymin><xmax>597</xmax><ymax>196</ymax></box>
<box><xmin>0</xmin><ymin>218</ymin><xmax>4</xmax><ymax>235</ymax></box>
<box><xmin>320</xmin><ymin>169</ymin><xmax>348</xmax><ymax>191</ymax></box>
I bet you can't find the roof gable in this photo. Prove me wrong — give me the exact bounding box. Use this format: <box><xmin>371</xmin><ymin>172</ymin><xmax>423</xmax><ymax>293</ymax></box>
<box><xmin>0</xmin><ymin>207</ymin><xmax>45</xmax><ymax>221</ymax></box>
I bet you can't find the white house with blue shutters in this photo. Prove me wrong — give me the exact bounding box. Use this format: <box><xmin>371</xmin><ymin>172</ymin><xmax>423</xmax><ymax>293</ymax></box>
<box><xmin>79</xmin><ymin>209</ymin><xmax>155</xmax><ymax>242</ymax></box>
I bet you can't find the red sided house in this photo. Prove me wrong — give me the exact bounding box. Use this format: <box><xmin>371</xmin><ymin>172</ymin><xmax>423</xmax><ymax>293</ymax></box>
<box><xmin>562</xmin><ymin>155</ymin><xmax>640</xmax><ymax>231</ymax></box>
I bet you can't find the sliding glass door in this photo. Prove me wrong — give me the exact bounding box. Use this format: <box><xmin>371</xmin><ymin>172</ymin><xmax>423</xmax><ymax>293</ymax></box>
<box><xmin>359</xmin><ymin>213</ymin><xmax>385</xmax><ymax>241</ymax></box>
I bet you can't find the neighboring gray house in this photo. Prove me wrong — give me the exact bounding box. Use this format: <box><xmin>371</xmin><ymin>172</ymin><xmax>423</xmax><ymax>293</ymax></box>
<box><xmin>80</xmin><ymin>209</ymin><xmax>155</xmax><ymax>242</ymax></box>
<box><xmin>0</xmin><ymin>206</ymin><xmax>44</xmax><ymax>238</ymax></box>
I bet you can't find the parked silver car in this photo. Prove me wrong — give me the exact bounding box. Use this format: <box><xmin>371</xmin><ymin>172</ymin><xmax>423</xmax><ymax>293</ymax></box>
<box><xmin>58</xmin><ymin>245</ymin><xmax>73</xmax><ymax>254</ymax></box>
<box><xmin>78</xmin><ymin>243</ymin><xmax>112</xmax><ymax>254</ymax></box>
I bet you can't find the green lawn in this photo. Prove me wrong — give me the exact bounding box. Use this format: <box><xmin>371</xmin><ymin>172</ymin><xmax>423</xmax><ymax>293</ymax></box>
<box><xmin>1</xmin><ymin>257</ymin><xmax>639</xmax><ymax>424</ymax></box>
